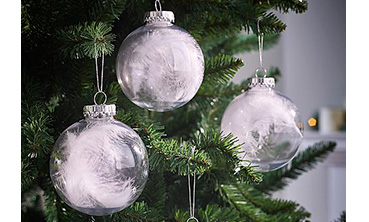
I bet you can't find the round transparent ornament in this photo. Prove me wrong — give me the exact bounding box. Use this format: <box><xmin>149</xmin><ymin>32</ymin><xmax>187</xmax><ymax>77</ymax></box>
<box><xmin>50</xmin><ymin>104</ymin><xmax>149</xmax><ymax>216</ymax></box>
<box><xmin>116</xmin><ymin>11</ymin><xmax>204</xmax><ymax>112</ymax></box>
<box><xmin>221</xmin><ymin>72</ymin><xmax>303</xmax><ymax>172</ymax></box>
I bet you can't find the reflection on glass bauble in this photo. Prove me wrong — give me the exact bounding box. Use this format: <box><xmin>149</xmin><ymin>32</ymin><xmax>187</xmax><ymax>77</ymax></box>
<box><xmin>50</xmin><ymin>105</ymin><xmax>149</xmax><ymax>216</ymax></box>
<box><xmin>221</xmin><ymin>77</ymin><xmax>303</xmax><ymax>172</ymax></box>
<box><xmin>116</xmin><ymin>11</ymin><xmax>204</xmax><ymax>112</ymax></box>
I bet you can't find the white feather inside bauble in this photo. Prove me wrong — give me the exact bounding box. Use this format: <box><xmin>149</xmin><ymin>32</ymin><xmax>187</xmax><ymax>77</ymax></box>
<box><xmin>116</xmin><ymin>11</ymin><xmax>204</xmax><ymax>112</ymax></box>
<box><xmin>50</xmin><ymin>116</ymin><xmax>149</xmax><ymax>216</ymax></box>
<box><xmin>221</xmin><ymin>85</ymin><xmax>304</xmax><ymax>172</ymax></box>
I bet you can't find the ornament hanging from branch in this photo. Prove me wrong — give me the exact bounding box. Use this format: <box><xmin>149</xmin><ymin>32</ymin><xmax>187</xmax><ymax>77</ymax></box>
<box><xmin>186</xmin><ymin>145</ymin><xmax>199</xmax><ymax>222</ymax></box>
<box><xmin>50</xmin><ymin>44</ymin><xmax>149</xmax><ymax>216</ymax></box>
<box><xmin>116</xmin><ymin>0</ymin><xmax>204</xmax><ymax>112</ymax></box>
<box><xmin>221</xmin><ymin>19</ymin><xmax>304</xmax><ymax>172</ymax></box>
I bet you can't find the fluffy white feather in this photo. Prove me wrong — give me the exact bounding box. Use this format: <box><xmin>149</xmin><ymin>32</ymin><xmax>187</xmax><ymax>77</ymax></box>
<box><xmin>221</xmin><ymin>88</ymin><xmax>303</xmax><ymax>161</ymax></box>
<box><xmin>117</xmin><ymin>24</ymin><xmax>204</xmax><ymax>111</ymax></box>
<box><xmin>58</xmin><ymin>121</ymin><xmax>137</xmax><ymax>208</ymax></box>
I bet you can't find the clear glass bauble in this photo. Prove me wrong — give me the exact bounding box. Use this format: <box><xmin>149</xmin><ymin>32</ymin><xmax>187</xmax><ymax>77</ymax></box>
<box><xmin>221</xmin><ymin>79</ymin><xmax>304</xmax><ymax>172</ymax></box>
<box><xmin>116</xmin><ymin>11</ymin><xmax>204</xmax><ymax>112</ymax></box>
<box><xmin>50</xmin><ymin>105</ymin><xmax>149</xmax><ymax>216</ymax></box>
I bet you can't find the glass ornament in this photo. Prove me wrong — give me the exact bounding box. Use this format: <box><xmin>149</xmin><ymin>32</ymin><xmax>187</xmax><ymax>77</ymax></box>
<box><xmin>50</xmin><ymin>104</ymin><xmax>149</xmax><ymax>216</ymax></box>
<box><xmin>116</xmin><ymin>10</ymin><xmax>204</xmax><ymax>112</ymax></box>
<box><xmin>221</xmin><ymin>70</ymin><xmax>303</xmax><ymax>172</ymax></box>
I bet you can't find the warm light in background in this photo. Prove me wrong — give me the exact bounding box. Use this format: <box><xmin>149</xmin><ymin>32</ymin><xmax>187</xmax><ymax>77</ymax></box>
<box><xmin>308</xmin><ymin>117</ymin><xmax>317</xmax><ymax>127</ymax></box>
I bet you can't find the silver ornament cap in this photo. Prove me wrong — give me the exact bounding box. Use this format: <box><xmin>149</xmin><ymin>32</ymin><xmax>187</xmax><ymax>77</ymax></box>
<box><xmin>248</xmin><ymin>67</ymin><xmax>275</xmax><ymax>88</ymax></box>
<box><xmin>144</xmin><ymin>11</ymin><xmax>175</xmax><ymax>23</ymax></box>
<box><xmin>83</xmin><ymin>104</ymin><xmax>116</xmax><ymax>118</ymax></box>
<box><xmin>248</xmin><ymin>77</ymin><xmax>275</xmax><ymax>88</ymax></box>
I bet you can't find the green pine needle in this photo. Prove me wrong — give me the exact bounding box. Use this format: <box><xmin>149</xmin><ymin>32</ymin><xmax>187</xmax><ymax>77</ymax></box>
<box><xmin>86</xmin><ymin>0</ymin><xmax>127</xmax><ymax>23</ymax></box>
<box><xmin>256</xmin><ymin>141</ymin><xmax>337</xmax><ymax>194</ymax></box>
<box><xmin>267</xmin><ymin>0</ymin><xmax>308</xmax><ymax>14</ymax></box>
<box><xmin>102</xmin><ymin>201</ymin><xmax>164</xmax><ymax>222</ymax></box>
<box><xmin>220</xmin><ymin>183</ymin><xmax>310</xmax><ymax>221</ymax></box>
<box><xmin>21</xmin><ymin>161</ymin><xmax>38</xmax><ymax>193</ymax></box>
<box><xmin>142</xmin><ymin>124</ymin><xmax>211</xmax><ymax>176</ymax></box>
<box><xmin>140</xmin><ymin>170</ymin><xmax>166</xmax><ymax>214</ymax></box>
<box><xmin>57</xmin><ymin>22</ymin><xmax>116</xmax><ymax>59</ymax></box>
<box><xmin>198</xmin><ymin>204</ymin><xmax>245</xmax><ymax>222</ymax></box>
<box><xmin>202</xmin><ymin>54</ymin><xmax>244</xmax><ymax>87</ymax></box>
<box><xmin>21</xmin><ymin>106</ymin><xmax>54</xmax><ymax>160</ymax></box>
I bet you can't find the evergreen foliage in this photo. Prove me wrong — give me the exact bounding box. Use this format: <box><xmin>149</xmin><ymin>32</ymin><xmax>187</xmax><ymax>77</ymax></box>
<box><xmin>220</xmin><ymin>183</ymin><xmax>310</xmax><ymax>221</ymax></box>
<box><xmin>255</xmin><ymin>141</ymin><xmax>337</xmax><ymax>194</ymax></box>
<box><xmin>21</xmin><ymin>0</ymin><xmax>343</xmax><ymax>221</ymax></box>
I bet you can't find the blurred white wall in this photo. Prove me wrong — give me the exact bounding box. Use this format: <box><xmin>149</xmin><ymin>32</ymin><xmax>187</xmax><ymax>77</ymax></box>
<box><xmin>232</xmin><ymin>0</ymin><xmax>346</xmax><ymax>221</ymax></box>
<box><xmin>233</xmin><ymin>0</ymin><xmax>346</xmax><ymax>124</ymax></box>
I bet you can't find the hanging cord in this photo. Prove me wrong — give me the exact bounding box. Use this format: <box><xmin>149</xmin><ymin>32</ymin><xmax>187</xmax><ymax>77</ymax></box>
<box><xmin>93</xmin><ymin>42</ymin><xmax>107</xmax><ymax>105</ymax></box>
<box><xmin>257</xmin><ymin>19</ymin><xmax>264</xmax><ymax>69</ymax></box>
<box><xmin>255</xmin><ymin>19</ymin><xmax>267</xmax><ymax>78</ymax></box>
<box><xmin>186</xmin><ymin>146</ymin><xmax>199</xmax><ymax>222</ymax></box>
<box><xmin>155</xmin><ymin>0</ymin><xmax>162</xmax><ymax>12</ymax></box>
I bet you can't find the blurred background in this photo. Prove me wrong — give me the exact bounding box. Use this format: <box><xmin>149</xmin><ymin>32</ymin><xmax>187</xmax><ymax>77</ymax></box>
<box><xmin>233</xmin><ymin>0</ymin><xmax>346</xmax><ymax>221</ymax></box>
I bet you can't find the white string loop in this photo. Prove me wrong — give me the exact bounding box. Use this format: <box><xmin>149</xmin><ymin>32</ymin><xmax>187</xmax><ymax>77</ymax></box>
<box><xmin>257</xmin><ymin>20</ymin><xmax>264</xmax><ymax>69</ymax></box>
<box><xmin>256</xmin><ymin>19</ymin><xmax>267</xmax><ymax>78</ymax></box>
<box><xmin>155</xmin><ymin>0</ymin><xmax>162</xmax><ymax>12</ymax></box>
<box><xmin>93</xmin><ymin>91</ymin><xmax>107</xmax><ymax>105</ymax></box>
<box><xmin>186</xmin><ymin>217</ymin><xmax>199</xmax><ymax>222</ymax></box>
<box><xmin>187</xmin><ymin>146</ymin><xmax>199</xmax><ymax>222</ymax></box>
<box><xmin>93</xmin><ymin>42</ymin><xmax>107</xmax><ymax>104</ymax></box>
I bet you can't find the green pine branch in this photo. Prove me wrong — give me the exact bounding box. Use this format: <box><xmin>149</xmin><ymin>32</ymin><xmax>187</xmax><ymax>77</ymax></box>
<box><xmin>44</xmin><ymin>189</ymin><xmax>85</xmax><ymax>222</ymax></box>
<box><xmin>196</xmin><ymin>80</ymin><xmax>248</xmax><ymax>99</ymax></box>
<box><xmin>122</xmin><ymin>0</ymin><xmax>151</xmax><ymax>28</ymax></box>
<box><xmin>57</xmin><ymin>22</ymin><xmax>116</xmax><ymax>59</ymax></box>
<box><xmin>142</xmin><ymin>125</ymin><xmax>263</xmax><ymax>183</ymax></box>
<box><xmin>224</xmin><ymin>33</ymin><xmax>280</xmax><ymax>56</ymax></box>
<box><xmin>220</xmin><ymin>183</ymin><xmax>310</xmax><ymax>222</ymax></box>
<box><xmin>256</xmin><ymin>141</ymin><xmax>336</xmax><ymax>194</ymax></box>
<box><xmin>173</xmin><ymin>0</ymin><xmax>290</xmax><ymax>42</ymax></box>
<box><xmin>174</xmin><ymin>204</ymin><xmax>244</xmax><ymax>222</ymax></box>
<box><xmin>21</xmin><ymin>108</ymin><xmax>54</xmax><ymax>159</ymax></box>
<box><xmin>192</xmin><ymin>55</ymin><xmax>244</xmax><ymax>112</ymax></box>
<box><xmin>21</xmin><ymin>100</ymin><xmax>55</xmax><ymax>194</ymax></box>
<box><xmin>220</xmin><ymin>184</ymin><xmax>270</xmax><ymax>221</ymax></box>
<box><xmin>198</xmin><ymin>204</ymin><xmax>245</xmax><ymax>222</ymax></box>
<box><xmin>98</xmin><ymin>202</ymin><xmax>164</xmax><ymax>222</ymax></box>
<box><xmin>142</xmin><ymin>124</ymin><xmax>211</xmax><ymax>176</ymax></box>
<box><xmin>149</xmin><ymin>107</ymin><xmax>203</xmax><ymax>139</ymax></box>
<box><xmin>174</xmin><ymin>1</ymin><xmax>243</xmax><ymax>41</ymax></box>
<box><xmin>86</xmin><ymin>0</ymin><xmax>127</xmax><ymax>23</ymax></box>
<box><xmin>114</xmin><ymin>95</ymin><xmax>152</xmax><ymax>130</ymax></box>
<box><xmin>175</xmin><ymin>10</ymin><xmax>208</xmax><ymax>41</ymax></box>
<box><xmin>192</xmin><ymin>130</ymin><xmax>263</xmax><ymax>185</ymax></box>
<box><xmin>139</xmin><ymin>170</ymin><xmax>166</xmax><ymax>215</ymax></box>
<box><xmin>203</xmin><ymin>54</ymin><xmax>244</xmax><ymax>86</ymax></box>
<box><xmin>21</xmin><ymin>0</ymin><xmax>59</xmax><ymax>44</ymax></box>
<box><xmin>201</xmin><ymin>33</ymin><xmax>280</xmax><ymax>57</ymax></box>
<box><xmin>263</xmin><ymin>0</ymin><xmax>308</xmax><ymax>14</ymax></box>
<box><xmin>21</xmin><ymin>161</ymin><xmax>38</xmax><ymax>193</ymax></box>
<box><xmin>257</xmin><ymin>12</ymin><xmax>287</xmax><ymax>34</ymax></box>
<box><xmin>192</xmin><ymin>130</ymin><xmax>241</xmax><ymax>169</ymax></box>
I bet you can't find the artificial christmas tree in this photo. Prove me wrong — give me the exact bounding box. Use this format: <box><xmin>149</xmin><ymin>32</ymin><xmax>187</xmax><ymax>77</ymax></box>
<box><xmin>21</xmin><ymin>0</ymin><xmax>344</xmax><ymax>221</ymax></box>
